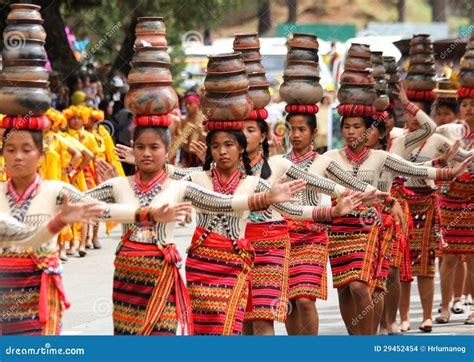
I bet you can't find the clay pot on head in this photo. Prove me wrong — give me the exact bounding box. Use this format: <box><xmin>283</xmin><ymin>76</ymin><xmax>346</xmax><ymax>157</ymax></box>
<box><xmin>372</xmin><ymin>63</ymin><xmax>385</xmax><ymax>78</ymax></box>
<box><xmin>337</xmin><ymin>84</ymin><xmax>377</xmax><ymax>105</ymax></box>
<box><xmin>233</xmin><ymin>32</ymin><xmax>260</xmax><ymax>49</ymax></box>
<box><xmin>135</xmin><ymin>17</ymin><xmax>166</xmax><ymax>34</ymax></box>
<box><xmin>204</xmin><ymin>70</ymin><xmax>249</xmax><ymax>92</ymax></box>
<box><xmin>410</xmin><ymin>34</ymin><xmax>432</xmax><ymax>46</ymax></box>
<box><xmin>373</xmin><ymin>94</ymin><xmax>390</xmax><ymax>111</ymax></box>
<box><xmin>344</xmin><ymin>56</ymin><xmax>372</xmax><ymax>71</ymax></box>
<box><xmin>375</xmin><ymin>78</ymin><xmax>388</xmax><ymax>94</ymax></box>
<box><xmin>4</xmin><ymin>23</ymin><xmax>46</xmax><ymax>42</ymax></box>
<box><xmin>409</xmin><ymin>43</ymin><xmax>434</xmax><ymax>55</ymax></box>
<box><xmin>458</xmin><ymin>69</ymin><xmax>474</xmax><ymax>88</ymax></box>
<box><xmin>0</xmin><ymin>61</ymin><xmax>48</xmax><ymax>82</ymax></box>
<box><xmin>287</xmin><ymin>47</ymin><xmax>318</xmax><ymax>62</ymax></box>
<box><xmin>383</xmin><ymin>56</ymin><xmax>398</xmax><ymax>73</ymax></box>
<box><xmin>463</xmin><ymin>49</ymin><xmax>474</xmax><ymax>59</ymax></box>
<box><xmin>387</xmin><ymin>72</ymin><xmax>401</xmax><ymax>82</ymax></box>
<box><xmin>461</xmin><ymin>56</ymin><xmax>474</xmax><ymax>69</ymax></box>
<box><xmin>201</xmin><ymin>89</ymin><xmax>253</xmax><ymax>121</ymax></box>
<box><xmin>248</xmin><ymin>85</ymin><xmax>271</xmax><ymax>109</ymax></box>
<box><xmin>132</xmin><ymin>46</ymin><xmax>170</xmax><ymax>63</ymax></box>
<box><xmin>287</xmin><ymin>33</ymin><xmax>319</xmax><ymax>49</ymax></box>
<box><xmin>340</xmin><ymin>69</ymin><xmax>375</xmax><ymax>84</ymax></box>
<box><xmin>7</xmin><ymin>4</ymin><xmax>43</xmax><ymax>23</ymax></box>
<box><xmin>284</xmin><ymin>60</ymin><xmax>319</xmax><ymax>77</ymax></box>
<box><xmin>2</xmin><ymin>39</ymin><xmax>47</xmax><ymax>62</ymax></box>
<box><xmin>207</xmin><ymin>53</ymin><xmax>246</xmax><ymax>73</ymax></box>
<box><xmin>0</xmin><ymin>79</ymin><xmax>51</xmax><ymax>116</ymax></box>
<box><xmin>370</xmin><ymin>51</ymin><xmax>384</xmax><ymax>65</ymax></box>
<box><xmin>247</xmin><ymin>72</ymin><xmax>269</xmax><ymax>86</ymax></box>
<box><xmin>279</xmin><ymin>76</ymin><xmax>324</xmax><ymax>105</ymax></box>
<box><xmin>125</xmin><ymin>81</ymin><xmax>178</xmax><ymax>115</ymax></box>
<box><xmin>347</xmin><ymin>43</ymin><xmax>371</xmax><ymax>58</ymax></box>
<box><xmin>404</xmin><ymin>73</ymin><xmax>436</xmax><ymax>90</ymax></box>
<box><xmin>386</xmin><ymin>82</ymin><xmax>399</xmax><ymax>101</ymax></box>
<box><xmin>407</xmin><ymin>63</ymin><xmax>436</xmax><ymax>75</ymax></box>
<box><xmin>134</xmin><ymin>33</ymin><xmax>167</xmax><ymax>47</ymax></box>
<box><xmin>127</xmin><ymin>61</ymin><xmax>172</xmax><ymax>83</ymax></box>
<box><xmin>239</xmin><ymin>48</ymin><xmax>261</xmax><ymax>62</ymax></box>
<box><xmin>244</xmin><ymin>59</ymin><xmax>265</xmax><ymax>73</ymax></box>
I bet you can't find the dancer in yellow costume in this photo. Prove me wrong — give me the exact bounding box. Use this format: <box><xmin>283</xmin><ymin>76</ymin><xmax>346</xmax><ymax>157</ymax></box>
<box><xmin>63</xmin><ymin>105</ymin><xmax>100</xmax><ymax>257</ymax></box>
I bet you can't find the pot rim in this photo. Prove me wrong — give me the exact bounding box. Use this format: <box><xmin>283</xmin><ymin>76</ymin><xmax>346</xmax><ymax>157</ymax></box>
<box><xmin>128</xmin><ymin>81</ymin><xmax>174</xmax><ymax>87</ymax></box>
<box><xmin>283</xmin><ymin>75</ymin><xmax>321</xmax><ymax>81</ymax></box>
<box><xmin>130</xmin><ymin>60</ymin><xmax>171</xmax><ymax>68</ymax></box>
<box><xmin>233</xmin><ymin>45</ymin><xmax>260</xmax><ymax>50</ymax></box>
<box><xmin>204</xmin><ymin>89</ymin><xmax>249</xmax><ymax>97</ymax></box>
<box><xmin>243</xmin><ymin>58</ymin><xmax>264</xmax><ymax>63</ymax></box>
<box><xmin>0</xmin><ymin>79</ymin><xmax>49</xmax><ymax>88</ymax></box>
<box><xmin>134</xmin><ymin>45</ymin><xmax>168</xmax><ymax>51</ymax></box>
<box><xmin>10</xmin><ymin>4</ymin><xmax>41</xmax><ymax>10</ymax></box>
<box><xmin>3</xmin><ymin>59</ymin><xmax>47</xmax><ymax>67</ymax></box>
<box><xmin>6</xmin><ymin>18</ymin><xmax>44</xmax><ymax>25</ymax></box>
<box><xmin>249</xmin><ymin>83</ymin><xmax>271</xmax><ymax>89</ymax></box>
<box><xmin>286</xmin><ymin>59</ymin><xmax>319</xmax><ymax>66</ymax></box>
<box><xmin>3</xmin><ymin>38</ymin><xmax>45</xmax><ymax>46</ymax></box>
<box><xmin>205</xmin><ymin>68</ymin><xmax>246</xmax><ymax>75</ymax></box>
<box><xmin>137</xmin><ymin>16</ymin><xmax>164</xmax><ymax>22</ymax></box>
<box><xmin>207</xmin><ymin>52</ymin><xmax>243</xmax><ymax>60</ymax></box>
<box><xmin>339</xmin><ymin>82</ymin><xmax>376</xmax><ymax>87</ymax></box>
<box><xmin>291</xmin><ymin>32</ymin><xmax>318</xmax><ymax>39</ymax></box>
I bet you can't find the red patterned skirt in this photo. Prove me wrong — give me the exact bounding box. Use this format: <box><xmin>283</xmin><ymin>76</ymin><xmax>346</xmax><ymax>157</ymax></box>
<box><xmin>186</xmin><ymin>227</ymin><xmax>254</xmax><ymax>335</ymax></box>
<box><xmin>439</xmin><ymin>178</ymin><xmax>474</xmax><ymax>254</ymax></box>
<box><xmin>244</xmin><ymin>220</ymin><xmax>290</xmax><ymax>322</ymax></box>
<box><xmin>286</xmin><ymin>219</ymin><xmax>328</xmax><ymax>300</ymax></box>
<box><xmin>113</xmin><ymin>240</ymin><xmax>192</xmax><ymax>336</ymax></box>
<box><xmin>0</xmin><ymin>251</ymin><xmax>69</xmax><ymax>336</ymax></box>
<box><xmin>328</xmin><ymin>208</ymin><xmax>380</xmax><ymax>289</ymax></box>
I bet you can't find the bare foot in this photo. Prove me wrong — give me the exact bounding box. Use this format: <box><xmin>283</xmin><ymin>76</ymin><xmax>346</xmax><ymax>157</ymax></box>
<box><xmin>400</xmin><ymin>320</ymin><xmax>411</xmax><ymax>332</ymax></box>
<box><xmin>388</xmin><ymin>322</ymin><xmax>401</xmax><ymax>334</ymax></box>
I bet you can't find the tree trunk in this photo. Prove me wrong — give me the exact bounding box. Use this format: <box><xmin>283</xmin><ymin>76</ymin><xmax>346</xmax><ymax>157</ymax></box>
<box><xmin>257</xmin><ymin>0</ymin><xmax>272</xmax><ymax>35</ymax></box>
<box><xmin>286</xmin><ymin>0</ymin><xmax>297</xmax><ymax>23</ymax></box>
<box><xmin>40</xmin><ymin>0</ymin><xmax>79</xmax><ymax>79</ymax></box>
<box><xmin>397</xmin><ymin>0</ymin><xmax>405</xmax><ymax>22</ymax></box>
<box><xmin>110</xmin><ymin>16</ymin><xmax>136</xmax><ymax>77</ymax></box>
<box><xmin>432</xmin><ymin>0</ymin><xmax>447</xmax><ymax>22</ymax></box>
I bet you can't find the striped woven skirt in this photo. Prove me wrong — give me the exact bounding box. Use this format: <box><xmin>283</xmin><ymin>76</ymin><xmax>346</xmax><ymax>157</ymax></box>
<box><xmin>0</xmin><ymin>251</ymin><xmax>68</xmax><ymax>336</ymax></box>
<box><xmin>286</xmin><ymin>219</ymin><xmax>328</xmax><ymax>300</ymax></box>
<box><xmin>186</xmin><ymin>227</ymin><xmax>254</xmax><ymax>335</ymax></box>
<box><xmin>113</xmin><ymin>240</ymin><xmax>192</xmax><ymax>336</ymax></box>
<box><xmin>244</xmin><ymin>220</ymin><xmax>290</xmax><ymax>322</ymax></box>
<box><xmin>328</xmin><ymin>208</ymin><xmax>380</xmax><ymax>289</ymax></box>
<box><xmin>439</xmin><ymin>177</ymin><xmax>474</xmax><ymax>254</ymax></box>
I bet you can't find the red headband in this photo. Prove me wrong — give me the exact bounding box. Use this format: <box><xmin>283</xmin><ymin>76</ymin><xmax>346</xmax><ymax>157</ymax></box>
<box><xmin>285</xmin><ymin>104</ymin><xmax>319</xmax><ymax>114</ymax></box>
<box><xmin>406</xmin><ymin>89</ymin><xmax>437</xmax><ymax>102</ymax></box>
<box><xmin>246</xmin><ymin>108</ymin><xmax>268</xmax><ymax>120</ymax></box>
<box><xmin>205</xmin><ymin>121</ymin><xmax>244</xmax><ymax>131</ymax></box>
<box><xmin>337</xmin><ymin>104</ymin><xmax>376</xmax><ymax>117</ymax></box>
<box><xmin>1</xmin><ymin>115</ymin><xmax>50</xmax><ymax>130</ymax></box>
<box><xmin>457</xmin><ymin>86</ymin><xmax>474</xmax><ymax>99</ymax></box>
<box><xmin>184</xmin><ymin>94</ymin><xmax>200</xmax><ymax>105</ymax></box>
<box><xmin>386</xmin><ymin>101</ymin><xmax>396</xmax><ymax>110</ymax></box>
<box><xmin>373</xmin><ymin>111</ymin><xmax>388</xmax><ymax>122</ymax></box>
<box><xmin>133</xmin><ymin>114</ymin><xmax>171</xmax><ymax>127</ymax></box>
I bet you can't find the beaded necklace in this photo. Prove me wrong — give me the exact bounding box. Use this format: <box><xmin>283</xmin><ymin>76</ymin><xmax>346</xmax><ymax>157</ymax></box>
<box><xmin>285</xmin><ymin>147</ymin><xmax>317</xmax><ymax>171</ymax></box>
<box><xmin>6</xmin><ymin>174</ymin><xmax>41</xmax><ymax>222</ymax></box>
<box><xmin>344</xmin><ymin>145</ymin><xmax>371</xmax><ymax>177</ymax></box>
<box><xmin>212</xmin><ymin>167</ymin><xmax>242</xmax><ymax>195</ymax></box>
<box><xmin>133</xmin><ymin>170</ymin><xmax>168</xmax><ymax>207</ymax></box>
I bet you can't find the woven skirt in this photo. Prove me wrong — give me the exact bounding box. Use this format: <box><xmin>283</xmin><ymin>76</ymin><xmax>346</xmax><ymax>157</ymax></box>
<box><xmin>113</xmin><ymin>240</ymin><xmax>191</xmax><ymax>336</ymax></box>
<box><xmin>440</xmin><ymin>178</ymin><xmax>474</xmax><ymax>254</ymax></box>
<box><xmin>328</xmin><ymin>208</ymin><xmax>380</xmax><ymax>289</ymax></box>
<box><xmin>244</xmin><ymin>221</ymin><xmax>290</xmax><ymax>322</ymax></box>
<box><xmin>286</xmin><ymin>220</ymin><xmax>328</xmax><ymax>300</ymax></box>
<box><xmin>0</xmin><ymin>251</ymin><xmax>67</xmax><ymax>336</ymax></box>
<box><xmin>186</xmin><ymin>227</ymin><xmax>254</xmax><ymax>335</ymax></box>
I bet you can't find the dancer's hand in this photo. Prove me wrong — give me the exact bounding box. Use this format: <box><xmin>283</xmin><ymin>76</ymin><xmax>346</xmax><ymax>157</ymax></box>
<box><xmin>95</xmin><ymin>159</ymin><xmax>118</xmax><ymax>181</ymax></box>
<box><xmin>391</xmin><ymin>200</ymin><xmax>406</xmax><ymax>234</ymax></box>
<box><xmin>59</xmin><ymin>193</ymin><xmax>104</xmax><ymax>224</ymax></box>
<box><xmin>268</xmin><ymin>176</ymin><xmax>307</xmax><ymax>204</ymax></box>
<box><xmin>331</xmin><ymin>190</ymin><xmax>364</xmax><ymax>217</ymax></box>
<box><xmin>451</xmin><ymin>155</ymin><xmax>474</xmax><ymax>179</ymax></box>
<box><xmin>440</xmin><ymin>140</ymin><xmax>461</xmax><ymax>165</ymax></box>
<box><xmin>115</xmin><ymin>144</ymin><xmax>135</xmax><ymax>165</ymax></box>
<box><xmin>150</xmin><ymin>202</ymin><xmax>192</xmax><ymax>223</ymax></box>
<box><xmin>189</xmin><ymin>140</ymin><xmax>207</xmax><ymax>163</ymax></box>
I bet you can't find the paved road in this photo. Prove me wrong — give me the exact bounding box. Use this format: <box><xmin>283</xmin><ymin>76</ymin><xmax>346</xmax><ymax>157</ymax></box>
<box><xmin>61</xmin><ymin>223</ymin><xmax>474</xmax><ymax>336</ymax></box>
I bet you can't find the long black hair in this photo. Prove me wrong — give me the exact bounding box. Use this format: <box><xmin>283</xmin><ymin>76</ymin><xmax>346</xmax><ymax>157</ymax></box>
<box><xmin>1</xmin><ymin>129</ymin><xmax>43</xmax><ymax>154</ymax></box>
<box><xmin>203</xmin><ymin>130</ymin><xmax>252</xmax><ymax>175</ymax></box>
<box><xmin>254</xmin><ymin>119</ymin><xmax>272</xmax><ymax>180</ymax></box>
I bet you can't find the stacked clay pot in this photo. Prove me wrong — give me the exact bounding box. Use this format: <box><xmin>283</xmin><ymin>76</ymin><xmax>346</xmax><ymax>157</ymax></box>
<box><xmin>370</xmin><ymin>51</ymin><xmax>390</xmax><ymax>111</ymax></box>
<box><xmin>405</xmin><ymin>34</ymin><xmax>436</xmax><ymax>91</ymax></box>
<box><xmin>233</xmin><ymin>33</ymin><xmax>270</xmax><ymax>109</ymax></box>
<box><xmin>280</xmin><ymin>33</ymin><xmax>323</xmax><ymax>105</ymax></box>
<box><xmin>459</xmin><ymin>31</ymin><xmax>474</xmax><ymax>88</ymax></box>
<box><xmin>383</xmin><ymin>56</ymin><xmax>400</xmax><ymax>102</ymax></box>
<box><xmin>125</xmin><ymin>17</ymin><xmax>177</xmax><ymax>116</ymax></box>
<box><xmin>337</xmin><ymin>43</ymin><xmax>377</xmax><ymax>107</ymax></box>
<box><xmin>201</xmin><ymin>52</ymin><xmax>253</xmax><ymax>121</ymax></box>
<box><xmin>0</xmin><ymin>4</ymin><xmax>50</xmax><ymax>116</ymax></box>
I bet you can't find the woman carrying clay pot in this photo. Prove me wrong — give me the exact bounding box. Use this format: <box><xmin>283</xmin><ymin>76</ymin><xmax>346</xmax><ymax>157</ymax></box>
<box><xmin>322</xmin><ymin>109</ymin><xmax>473</xmax><ymax>335</ymax></box>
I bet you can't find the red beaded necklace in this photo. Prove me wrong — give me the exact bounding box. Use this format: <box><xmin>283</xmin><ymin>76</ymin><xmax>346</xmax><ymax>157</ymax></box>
<box><xmin>212</xmin><ymin>167</ymin><xmax>242</xmax><ymax>195</ymax></box>
<box><xmin>135</xmin><ymin>170</ymin><xmax>168</xmax><ymax>194</ymax></box>
<box><xmin>344</xmin><ymin>145</ymin><xmax>371</xmax><ymax>176</ymax></box>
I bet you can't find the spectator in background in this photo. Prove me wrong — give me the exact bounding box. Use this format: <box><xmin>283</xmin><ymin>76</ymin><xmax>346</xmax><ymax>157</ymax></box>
<box><xmin>50</xmin><ymin>71</ymin><xmax>69</xmax><ymax>111</ymax></box>
<box><xmin>113</xmin><ymin>94</ymin><xmax>134</xmax><ymax>176</ymax></box>
<box><xmin>68</xmin><ymin>74</ymin><xmax>86</xmax><ymax>106</ymax></box>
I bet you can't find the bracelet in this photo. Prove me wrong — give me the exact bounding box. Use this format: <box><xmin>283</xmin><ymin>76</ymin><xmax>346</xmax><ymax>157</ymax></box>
<box><xmin>312</xmin><ymin>206</ymin><xmax>332</xmax><ymax>223</ymax></box>
<box><xmin>248</xmin><ymin>192</ymin><xmax>271</xmax><ymax>211</ymax></box>
<box><xmin>47</xmin><ymin>212</ymin><xmax>68</xmax><ymax>234</ymax></box>
<box><xmin>404</xmin><ymin>102</ymin><xmax>419</xmax><ymax>117</ymax></box>
<box><xmin>436</xmin><ymin>168</ymin><xmax>453</xmax><ymax>181</ymax></box>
